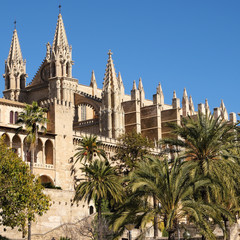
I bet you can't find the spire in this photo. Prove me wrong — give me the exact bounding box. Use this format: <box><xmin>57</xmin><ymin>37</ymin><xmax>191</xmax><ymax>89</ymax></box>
<box><xmin>189</xmin><ymin>95</ymin><xmax>195</xmax><ymax>114</ymax></box>
<box><xmin>103</xmin><ymin>50</ymin><xmax>118</xmax><ymax>91</ymax></box>
<box><xmin>50</xmin><ymin>12</ymin><xmax>73</xmax><ymax>78</ymax></box>
<box><xmin>90</xmin><ymin>70</ymin><xmax>97</xmax><ymax>88</ymax></box>
<box><xmin>7</xmin><ymin>29</ymin><xmax>23</xmax><ymax>65</ymax></box>
<box><xmin>4</xmin><ymin>27</ymin><xmax>27</xmax><ymax>101</ymax></box>
<box><xmin>52</xmin><ymin>12</ymin><xmax>69</xmax><ymax>54</ymax></box>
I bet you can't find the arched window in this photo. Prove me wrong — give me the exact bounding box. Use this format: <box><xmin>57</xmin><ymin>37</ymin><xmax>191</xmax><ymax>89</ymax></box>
<box><xmin>10</xmin><ymin>111</ymin><xmax>14</xmax><ymax>124</ymax></box>
<box><xmin>45</xmin><ymin>140</ymin><xmax>53</xmax><ymax>165</ymax></box>
<box><xmin>15</xmin><ymin>112</ymin><xmax>18</xmax><ymax>124</ymax></box>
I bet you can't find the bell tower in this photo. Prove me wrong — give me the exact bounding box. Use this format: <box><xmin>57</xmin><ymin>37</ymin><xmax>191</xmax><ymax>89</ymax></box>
<box><xmin>3</xmin><ymin>23</ymin><xmax>27</xmax><ymax>101</ymax></box>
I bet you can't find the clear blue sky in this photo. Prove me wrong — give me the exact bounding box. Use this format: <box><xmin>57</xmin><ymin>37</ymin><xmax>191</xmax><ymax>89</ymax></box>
<box><xmin>0</xmin><ymin>1</ymin><xmax>239</xmax><ymax>116</ymax></box>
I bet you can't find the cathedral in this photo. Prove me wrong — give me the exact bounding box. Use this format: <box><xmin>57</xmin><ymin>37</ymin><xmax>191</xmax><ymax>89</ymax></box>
<box><xmin>0</xmin><ymin>10</ymin><xmax>237</xmax><ymax>239</ymax></box>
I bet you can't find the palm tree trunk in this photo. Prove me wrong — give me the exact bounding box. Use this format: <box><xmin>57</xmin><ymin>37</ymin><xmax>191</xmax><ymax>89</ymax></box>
<box><xmin>97</xmin><ymin>199</ymin><xmax>102</xmax><ymax>240</ymax></box>
<box><xmin>28</xmin><ymin>148</ymin><xmax>34</xmax><ymax>240</ymax></box>
<box><xmin>153</xmin><ymin>195</ymin><xmax>158</xmax><ymax>239</ymax></box>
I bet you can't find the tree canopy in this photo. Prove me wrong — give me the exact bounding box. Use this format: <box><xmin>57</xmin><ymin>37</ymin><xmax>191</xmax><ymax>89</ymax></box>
<box><xmin>0</xmin><ymin>138</ymin><xmax>50</xmax><ymax>237</ymax></box>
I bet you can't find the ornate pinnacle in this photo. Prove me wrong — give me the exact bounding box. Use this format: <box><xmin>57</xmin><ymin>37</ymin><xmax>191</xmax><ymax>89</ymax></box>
<box><xmin>14</xmin><ymin>20</ymin><xmax>17</xmax><ymax>30</ymax></box>
<box><xmin>59</xmin><ymin>4</ymin><xmax>62</xmax><ymax>14</ymax></box>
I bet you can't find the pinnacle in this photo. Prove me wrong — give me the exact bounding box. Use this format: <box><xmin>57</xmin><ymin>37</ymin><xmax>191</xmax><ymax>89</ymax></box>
<box><xmin>138</xmin><ymin>77</ymin><xmax>144</xmax><ymax>90</ymax></box>
<box><xmin>52</xmin><ymin>13</ymin><xmax>69</xmax><ymax>54</ymax></box>
<box><xmin>7</xmin><ymin>29</ymin><xmax>23</xmax><ymax>64</ymax></box>
<box><xmin>103</xmin><ymin>50</ymin><xmax>118</xmax><ymax>91</ymax></box>
<box><xmin>183</xmin><ymin>88</ymin><xmax>188</xmax><ymax>98</ymax></box>
<box><xmin>90</xmin><ymin>70</ymin><xmax>97</xmax><ymax>87</ymax></box>
<box><xmin>132</xmin><ymin>80</ymin><xmax>137</xmax><ymax>90</ymax></box>
<box><xmin>118</xmin><ymin>72</ymin><xmax>124</xmax><ymax>87</ymax></box>
<box><xmin>173</xmin><ymin>90</ymin><xmax>177</xmax><ymax>98</ymax></box>
<box><xmin>156</xmin><ymin>82</ymin><xmax>163</xmax><ymax>94</ymax></box>
<box><xmin>220</xmin><ymin>99</ymin><xmax>226</xmax><ymax>110</ymax></box>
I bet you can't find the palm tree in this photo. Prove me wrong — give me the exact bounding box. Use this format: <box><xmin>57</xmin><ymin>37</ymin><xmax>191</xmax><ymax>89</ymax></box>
<box><xmin>17</xmin><ymin>101</ymin><xmax>48</xmax><ymax>240</ymax></box>
<box><xmin>162</xmin><ymin>112</ymin><xmax>240</xmax><ymax>239</ymax></box>
<box><xmin>74</xmin><ymin>135</ymin><xmax>107</xmax><ymax>165</ymax></box>
<box><xmin>74</xmin><ymin>159</ymin><xmax>123</xmax><ymax>240</ymax></box>
<box><xmin>113</xmin><ymin>157</ymin><xmax>231</xmax><ymax>240</ymax></box>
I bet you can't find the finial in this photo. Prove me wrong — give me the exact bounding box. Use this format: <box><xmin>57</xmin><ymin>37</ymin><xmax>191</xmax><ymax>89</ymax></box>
<box><xmin>59</xmin><ymin>4</ymin><xmax>62</xmax><ymax>14</ymax></box>
<box><xmin>14</xmin><ymin>20</ymin><xmax>17</xmax><ymax>30</ymax></box>
<box><xmin>108</xmin><ymin>50</ymin><xmax>113</xmax><ymax>58</ymax></box>
<box><xmin>173</xmin><ymin>90</ymin><xmax>176</xmax><ymax>98</ymax></box>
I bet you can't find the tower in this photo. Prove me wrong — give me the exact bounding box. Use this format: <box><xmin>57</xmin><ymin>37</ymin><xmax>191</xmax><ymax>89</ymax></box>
<box><xmin>100</xmin><ymin>50</ymin><xmax>125</xmax><ymax>138</ymax></box>
<box><xmin>3</xmin><ymin>26</ymin><xmax>27</xmax><ymax>101</ymax></box>
<box><xmin>47</xmin><ymin>11</ymin><xmax>76</xmax><ymax>103</ymax></box>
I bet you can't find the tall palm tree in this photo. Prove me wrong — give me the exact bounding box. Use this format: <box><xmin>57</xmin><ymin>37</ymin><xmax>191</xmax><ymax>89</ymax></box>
<box><xmin>74</xmin><ymin>135</ymin><xmax>107</xmax><ymax>165</ymax></box>
<box><xmin>74</xmin><ymin>159</ymin><xmax>123</xmax><ymax>240</ymax></box>
<box><xmin>113</xmin><ymin>157</ymin><xmax>231</xmax><ymax>240</ymax></box>
<box><xmin>17</xmin><ymin>101</ymin><xmax>48</xmax><ymax>240</ymax></box>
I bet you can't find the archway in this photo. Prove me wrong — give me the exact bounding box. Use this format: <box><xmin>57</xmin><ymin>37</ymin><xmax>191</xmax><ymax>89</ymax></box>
<box><xmin>2</xmin><ymin>133</ymin><xmax>10</xmax><ymax>147</ymax></box>
<box><xmin>35</xmin><ymin>139</ymin><xmax>43</xmax><ymax>164</ymax></box>
<box><xmin>12</xmin><ymin>135</ymin><xmax>21</xmax><ymax>156</ymax></box>
<box><xmin>45</xmin><ymin>140</ymin><xmax>53</xmax><ymax>165</ymax></box>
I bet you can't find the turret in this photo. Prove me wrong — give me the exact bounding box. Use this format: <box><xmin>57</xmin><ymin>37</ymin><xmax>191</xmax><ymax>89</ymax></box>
<box><xmin>3</xmin><ymin>26</ymin><xmax>27</xmax><ymax>101</ymax></box>
<box><xmin>138</xmin><ymin>78</ymin><xmax>145</xmax><ymax>107</ymax></box>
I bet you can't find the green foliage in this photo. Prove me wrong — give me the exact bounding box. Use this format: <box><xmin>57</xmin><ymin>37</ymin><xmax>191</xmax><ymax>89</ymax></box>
<box><xmin>74</xmin><ymin>160</ymin><xmax>123</xmax><ymax>208</ymax></box>
<box><xmin>73</xmin><ymin>135</ymin><xmax>107</xmax><ymax>165</ymax></box>
<box><xmin>113</xmin><ymin>130</ymin><xmax>154</xmax><ymax>174</ymax></box>
<box><xmin>60</xmin><ymin>237</ymin><xmax>71</xmax><ymax>240</ymax></box>
<box><xmin>0</xmin><ymin>138</ymin><xmax>50</xmax><ymax>236</ymax></box>
<box><xmin>17</xmin><ymin>101</ymin><xmax>48</xmax><ymax>147</ymax></box>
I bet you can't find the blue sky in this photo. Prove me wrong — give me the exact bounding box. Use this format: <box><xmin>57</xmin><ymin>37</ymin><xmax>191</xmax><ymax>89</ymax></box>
<box><xmin>0</xmin><ymin>1</ymin><xmax>239</xmax><ymax>116</ymax></box>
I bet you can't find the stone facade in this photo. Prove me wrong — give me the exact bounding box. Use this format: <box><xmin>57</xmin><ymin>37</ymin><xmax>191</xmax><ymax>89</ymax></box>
<box><xmin>0</xmin><ymin>11</ymin><xmax>238</xmax><ymax>240</ymax></box>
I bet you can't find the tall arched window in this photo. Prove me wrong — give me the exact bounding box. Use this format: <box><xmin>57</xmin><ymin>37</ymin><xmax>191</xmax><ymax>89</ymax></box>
<box><xmin>15</xmin><ymin>112</ymin><xmax>18</xmax><ymax>124</ymax></box>
<box><xmin>45</xmin><ymin>140</ymin><xmax>53</xmax><ymax>165</ymax></box>
<box><xmin>10</xmin><ymin>111</ymin><xmax>14</xmax><ymax>124</ymax></box>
